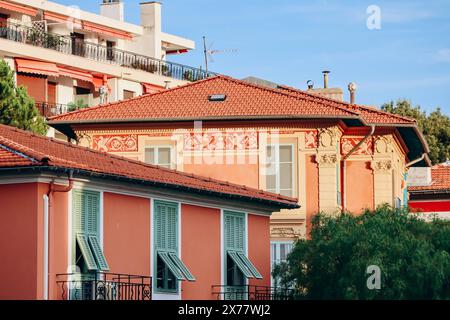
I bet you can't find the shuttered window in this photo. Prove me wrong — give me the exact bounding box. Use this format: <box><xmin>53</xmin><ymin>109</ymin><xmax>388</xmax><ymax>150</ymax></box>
<box><xmin>72</xmin><ymin>190</ymin><xmax>109</xmax><ymax>272</ymax></box>
<box><xmin>224</xmin><ymin>211</ymin><xmax>263</xmax><ymax>284</ymax></box>
<box><xmin>154</xmin><ymin>200</ymin><xmax>195</xmax><ymax>293</ymax></box>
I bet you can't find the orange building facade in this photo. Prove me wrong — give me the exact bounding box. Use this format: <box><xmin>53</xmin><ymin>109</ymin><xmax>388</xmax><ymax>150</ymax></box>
<box><xmin>0</xmin><ymin>124</ymin><xmax>297</xmax><ymax>300</ymax></box>
<box><xmin>49</xmin><ymin>76</ymin><xmax>430</xmax><ymax>274</ymax></box>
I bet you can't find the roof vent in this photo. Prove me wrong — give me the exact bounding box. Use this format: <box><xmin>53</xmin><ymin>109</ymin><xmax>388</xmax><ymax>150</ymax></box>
<box><xmin>208</xmin><ymin>94</ymin><xmax>227</xmax><ymax>102</ymax></box>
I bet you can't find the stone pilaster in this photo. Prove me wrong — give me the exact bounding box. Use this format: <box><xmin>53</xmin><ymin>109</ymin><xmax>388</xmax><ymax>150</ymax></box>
<box><xmin>371</xmin><ymin>136</ymin><xmax>394</xmax><ymax>207</ymax></box>
<box><xmin>317</xmin><ymin>127</ymin><xmax>341</xmax><ymax>214</ymax></box>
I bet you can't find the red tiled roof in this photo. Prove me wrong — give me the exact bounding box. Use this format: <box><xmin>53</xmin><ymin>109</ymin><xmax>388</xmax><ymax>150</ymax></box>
<box><xmin>48</xmin><ymin>75</ymin><xmax>362</xmax><ymax>123</ymax></box>
<box><xmin>48</xmin><ymin>75</ymin><xmax>415</xmax><ymax>125</ymax></box>
<box><xmin>275</xmin><ymin>85</ymin><xmax>416</xmax><ymax>125</ymax></box>
<box><xmin>409</xmin><ymin>164</ymin><xmax>450</xmax><ymax>193</ymax></box>
<box><xmin>0</xmin><ymin>124</ymin><xmax>298</xmax><ymax>209</ymax></box>
<box><xmin>0</xmin><ymin>147</ymin><xmax>35</xmax><ymax>167</ymax></box>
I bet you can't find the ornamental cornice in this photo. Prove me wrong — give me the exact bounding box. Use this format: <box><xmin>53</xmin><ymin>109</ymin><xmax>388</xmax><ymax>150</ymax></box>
<box><xmin>270</xmin><ymin>227</ymin><xmax>303</xmax><ymax>239</ymax></box>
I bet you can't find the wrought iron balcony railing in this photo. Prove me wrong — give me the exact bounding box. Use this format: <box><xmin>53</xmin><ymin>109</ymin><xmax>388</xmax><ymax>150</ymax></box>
<box><xmin>35</xmin><ymin>101</ymin><xmax>72</xmax><ymax>118</ymax></box>
<box><xmin>211</xmin><ymin>285</ymin><xmax>297</xmax><ymax>301</ymax></box>
<box><xmin>0</xmin><ymin>22</ymin><xmax>215</xmax><ymax>82</ymax></box>
<box><xmin>56</xmin><ymin>272</ymin><xmax>152</xmax><ymax>301</ymax></box>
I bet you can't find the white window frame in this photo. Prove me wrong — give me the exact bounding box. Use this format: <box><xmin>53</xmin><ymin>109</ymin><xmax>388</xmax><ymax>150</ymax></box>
<box><xmin>265</xmin><ymin>144</ymin><xmax>295</xmax><ymax>197</ymax></box>
<box><xmin>145</xmin><ymin>145</ymin><xmax>175</xmax><ymax>169</ymax></box>
<box><xmin>270</xmin><ymin>241</ymin><xmax>294</xmax><ymax>286</ymax></box>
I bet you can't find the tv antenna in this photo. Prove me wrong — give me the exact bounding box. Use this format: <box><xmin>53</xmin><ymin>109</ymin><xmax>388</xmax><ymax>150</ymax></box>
<box><xmin>202</xmin><ymin>36</ymin><xmax>237</xmax><ymax>74</ymax></box>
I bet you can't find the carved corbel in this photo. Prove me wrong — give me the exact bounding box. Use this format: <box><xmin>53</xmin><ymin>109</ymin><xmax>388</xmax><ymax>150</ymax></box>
<box><xmin>371</xmin><ymin>160</ymin><xmax>393</xmax><ymax>173</ymax></box>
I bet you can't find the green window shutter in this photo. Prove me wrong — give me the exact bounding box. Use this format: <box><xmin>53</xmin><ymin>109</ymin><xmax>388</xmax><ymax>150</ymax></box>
<box><xmin>224</xmin><ymin>211</ymin><xmax>263</xmax><ymax>281</ymax></box>
<box><xmin>167</xmin><ymin>205</ymin><xmax>178</xmax><ymax>252</ymax></box>
<box><xmin>155</xmin><ymin>201</ymin><xmax>178</xmax><ymax>252</ymax></box>
<box><xmin>73</xmin><ymin>190</ymin><xmax>100</xmax><ymax>235</ymax></box>
<box><xmin>227</xmin><ymin>251</ymin><xmax>254</xmax><ymax>278</ymax></box>
<box><xmin>73</xmin><ymin>190</ymin><xmax>108</xmax><ymax>272</ymax></box>
<box><xmin>154</xmin><ymin>201</ymin><xmax>196</xmax><ymax>286</ymax></box>
<box><xmin>236</xmin><ymin>252</ymin><xmax>263</xmax><ymax>279</ymax></box>
<box><xmin>158</xmin><ymin>252</ymin><xmax>185</xmax><ymax>281</ymax></box>
<box><xmin>76</xmin><ymin>234</ymin><xmax>98</xmax><ymax>271</ymax></box>
<box><xmin>225</xmin><ymin>214</ymin><xmax>235</xmax><ymax>250</ymax></box>
<box><xmin>88</xmin><ymin>235</ymin><xmax>110</xmax><ymax>271</ymax></box>
<box><xmin>168</xmin><ymin>252</ymin><xmax>196</xmax><ymax>282</ymax></box>
<box><xmin>73</xmin><ymin>191</ymin><xmax>85</xmax><ymax>232</ymax></box>
<box><xmin>155</xmin><ymin>202</ymin><xmax>167</xmax><ymax>250</ymax></box>
<box><xmin>236</xmin><ymin>215</ymin><xmax>245</xmax><ymax>251</ymax></box>
<box><xmin>224</xmin><ymin>211</ymin><xmax>245</xmax><ymax>252</ymax></box>
<box><xmin>85</xmin><ymin>192</ymin><xmax>99</xmax><ymax>235</ymax></box>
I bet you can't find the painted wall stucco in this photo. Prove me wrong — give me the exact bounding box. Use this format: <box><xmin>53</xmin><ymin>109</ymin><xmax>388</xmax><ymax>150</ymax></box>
<box><xmin>180</xmin><ymin>204</ymin><xmax>221</xmax><ymax>300</ymax></box>
<box><xmin>103</xmin><ymin>192</ymin><xmax>151</xmax><ymax>277</ymax></box>
<box><xmin>345</xmin><ymin>161</ymin><xmax>374</xmax><ymax>214</ymax></box>
<box><xmin>0</xmin><ymin>183</ymin><xmax>39</xmax><ymax>300</ymax></box>
<box><xmin>248</xmin><ymin>214</ymin><xmax>271</xmax><ymax>288</ymax></box>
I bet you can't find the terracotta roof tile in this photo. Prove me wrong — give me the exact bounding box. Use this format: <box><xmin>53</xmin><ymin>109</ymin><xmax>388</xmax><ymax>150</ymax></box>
<box><xmin>0</xmin><ymin>147</ymin><xmax>35</xmax><ymax>167</ymax></box>
<box><xmin>409</xmin><ymin>164</ymin><xmax>450</xmax><ymax>192</ymax></box>
<box><xmin>49</xmin><ymin>75</ymin><xmax>361</xmax><ymax>123</ymax></box>
<box><xmin>0</xmin><ymin>124</ymin><xmax>298</xmax><ymax>209</ymax></box>
<box><xmin>48</xmin><ymin>75</ymin><xmax>415</xmax><ymax>125</ymax></box>
<box><xmin>275</xmin><ymin>86</ymin><xmax>416</xmax><ymax>125</ymax></box>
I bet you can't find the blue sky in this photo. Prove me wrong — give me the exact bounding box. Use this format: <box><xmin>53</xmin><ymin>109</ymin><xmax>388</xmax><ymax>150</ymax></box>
<box><xmin>57</xmin><ymin>0</ymin><xmax>450</xmax><ymax>114</ymax></box>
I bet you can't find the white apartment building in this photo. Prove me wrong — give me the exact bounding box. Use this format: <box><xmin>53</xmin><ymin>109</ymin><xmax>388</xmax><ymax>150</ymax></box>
<box><xmin>0</xmin><ymin>0</ymin><xmax>208</xmax><ymax>121</ymax></box>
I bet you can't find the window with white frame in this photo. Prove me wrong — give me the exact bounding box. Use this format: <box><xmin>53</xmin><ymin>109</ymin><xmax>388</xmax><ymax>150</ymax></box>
<box><xmin>265</xmin><ymin>145</ymin><xmax>294</xmax><ymax>197</ymax></box>
<box><xmin>270</xmin><ymin>241</ymin><xmax>294</xmax><ymax>286</ymax></box>
<box><xmin>145</xmin><ymin>146</ymin><xmax>174</xmax><ymax>169</ymax></box>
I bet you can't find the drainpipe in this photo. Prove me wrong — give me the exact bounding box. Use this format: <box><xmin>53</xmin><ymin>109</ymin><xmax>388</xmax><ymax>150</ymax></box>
<box><xmin>341</xmin><ymin>125</ymin><xmax>376</xmax><ymax>210</ymax></box>
<box><xmin>43</xmin><ymin>195</ymin><xmax>49</xmax><ymax>300</ymax></box>
<box><xmin>342</xmin><ymin>125</ymin><xmax>376</xmax><ymax>160</ymax></box>
<box><xmin>405</xmin><ymin>153</ymin><xmax>426</xmax><ymax>168</ymax></box>
<box><xmin>45</xmin><ymin>171</ymin><xmax>74</xmax><ymax>300</ymax></box>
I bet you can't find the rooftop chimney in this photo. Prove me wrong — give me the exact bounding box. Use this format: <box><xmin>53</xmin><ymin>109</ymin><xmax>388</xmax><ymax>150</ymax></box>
<box><xmin>100</xmin><ymin>0</ymin><xmax>124</xmax><ymax>21</ymax></box>
<box><xmin>322</xmin><ymin>70</ymin><xmax>330</xmax><ymax>89</ymax></box>
<box><xmin>140</xmin><ymin>2</ymin><xmax>162</xmax><ymax>59</ymax></box>
<box><xmin>348</xmin><ymin>82</ymin><xmax>357</xmax><ymax>104</ymax></box>
<box><xmin>306</xmin><ymin>71</ymin><xmax>344</xmax><ymax>101</ymax></box>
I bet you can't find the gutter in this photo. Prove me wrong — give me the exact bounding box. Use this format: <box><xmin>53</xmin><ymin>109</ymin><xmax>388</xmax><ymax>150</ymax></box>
<box><xmin>48</xmin><ymin>115</ymin><xmax>364</xmax><ymax>141</ymax></box>
<box><xmin>409</xmin><ymin>189</ymin><xmax>450</xmax><ymax>196</ymax></box>
<box><xmin>0</xmin><ymin>166</ymin><xmax>300</xmax><ymax>210</ymax></box>
<box><xmin>406</xmin><ymin>153</ymin><xmax>426</xmax><ymax>168</ymax></box>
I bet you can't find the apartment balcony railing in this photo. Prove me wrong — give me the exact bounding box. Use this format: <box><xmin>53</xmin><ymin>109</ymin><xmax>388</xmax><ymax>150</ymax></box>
<box><xmin>211</xmin><ymin>285</ymin><xmax>297</xmax><ymax>301</ymax></box>
<box><xmin>35</xmin><ymin>101</ymin><xmax>72</xmax><ymax>118</ymax></box>
<box><xmin>56</xmin><ymin>272</ymin><xmax>152</xmax><ymax>301</ymax></box>
<box><xmin>0</xmin><ymin>22</ymin><xmax>215</xmax><ymax>82</ymax></box>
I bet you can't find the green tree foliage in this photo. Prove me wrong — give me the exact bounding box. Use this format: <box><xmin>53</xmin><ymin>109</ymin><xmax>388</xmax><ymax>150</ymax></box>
<box><xmin>382</xmin><ymin>100</ymin><xmax>450</xmax><ymax>165</ymax></box>
<box><xmin>0</xmin><ymin>60</ymin><xmax>47</xmax><ymax>135</ymax></box>
<box><xmin>68</xmin><ymin>99</ymin><xmax>88</xmax><ymax>112</ymax></box>
<box><xmin>273</xmin><ymin>206</ymin><xmax>450</xmax><ymax>300</ymax></box>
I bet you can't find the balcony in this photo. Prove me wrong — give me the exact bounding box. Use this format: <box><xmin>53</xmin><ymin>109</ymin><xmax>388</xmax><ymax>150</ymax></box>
<box><xmin>0</xmin><ymin>22</ymin><xmax>215</xmax><ymax>82</ymax></box>
<box><xmin>35</xmin><ymin>101</ymin><xmax>71</xmax><ymax>118</ymax></box>
<box><xmin>211</xmin><ymin>285</ymin><xmax>297</xmax><ymax>300</ymax></box>
<box><xmin>56</xmin><ymin>272</ymin><xmax>152</xmax><ymax>301</ymax></box>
